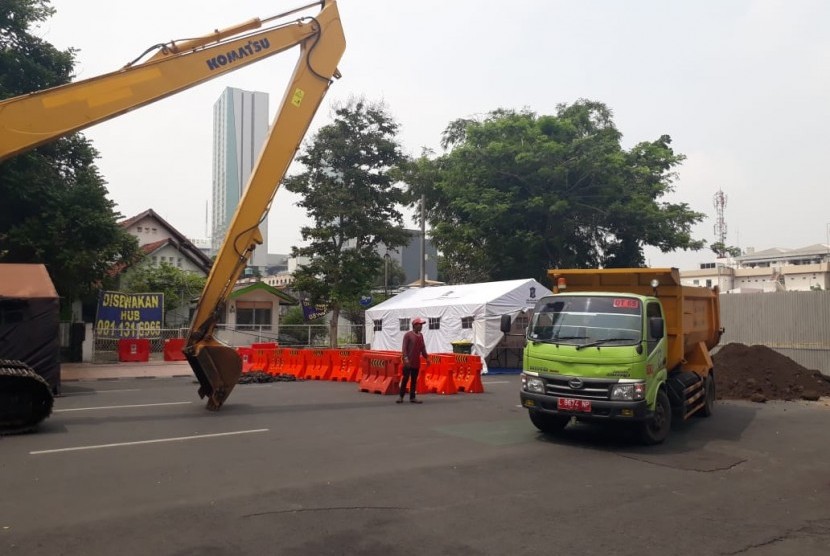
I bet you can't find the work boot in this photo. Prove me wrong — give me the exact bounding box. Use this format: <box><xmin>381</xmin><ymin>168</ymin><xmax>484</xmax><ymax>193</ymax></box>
<box><xmin>396</xmin><ymin>397</ymin><xmax>403</xmax><ymax>404</ymax></box>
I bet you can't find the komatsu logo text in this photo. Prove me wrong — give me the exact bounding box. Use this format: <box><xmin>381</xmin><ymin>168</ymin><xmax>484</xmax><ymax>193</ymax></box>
<box><xmin>206</xmin><ymin>38</ymin><xmax>271</xmax><ymax>70</ymax></box>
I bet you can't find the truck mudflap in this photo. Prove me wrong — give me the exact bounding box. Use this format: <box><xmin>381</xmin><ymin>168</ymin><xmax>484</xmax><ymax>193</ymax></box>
<box><xmin>520</xmin><ymin>392</ymin><xmax>651</xmax><ymax>421</ymax></box>
<box><xmin>186</xmin><ymin>343</ymin><xmax>242</xmax><ymax>411</ymax></box>
<box><xmin>0</xmin><ymin>359</ymin><xmax>54</xmax><ymax>434</ymax></box>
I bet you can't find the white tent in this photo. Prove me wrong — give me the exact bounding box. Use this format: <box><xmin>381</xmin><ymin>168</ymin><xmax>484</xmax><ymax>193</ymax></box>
<box><xmin>365</xmin><ymin>278</ymin><xmax>552</xmax><ymax>373</ymax></box>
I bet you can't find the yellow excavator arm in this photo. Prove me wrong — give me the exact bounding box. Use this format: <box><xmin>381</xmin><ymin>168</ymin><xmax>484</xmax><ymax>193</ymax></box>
<box><xmin>0</xmin><ymin>1</ymin><xmax>346</xmax><ymax>410</ymax></box>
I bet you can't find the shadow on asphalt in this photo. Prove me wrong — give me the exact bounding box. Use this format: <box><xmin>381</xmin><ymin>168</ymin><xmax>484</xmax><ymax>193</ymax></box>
<box><xmin>530</xmin><ymin>400</ymin><xmax>760</xmax><ymax>458</ymax></box>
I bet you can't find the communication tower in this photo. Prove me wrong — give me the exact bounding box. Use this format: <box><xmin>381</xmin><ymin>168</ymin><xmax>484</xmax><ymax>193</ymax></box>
<box><xmin>713</xmin><ymin>189</ymin><xmax>728</xmax><ymax>257</ymax></box>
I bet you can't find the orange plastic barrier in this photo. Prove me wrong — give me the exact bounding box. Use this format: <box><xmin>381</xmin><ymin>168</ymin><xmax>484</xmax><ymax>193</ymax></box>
<box><xmin>248</xmin><ymin>346</ymin><xmax>274</xmax><ymax>372</ymax></box>
<box><xmin>330</xmin><ymin>349</ymin><xmax>364</xmax><ymax>382</ymax></box>
<box><xmin>237</xmin><ymin>347</ymin><xmax>255</xmax><ymax>373</ymax></box>
<box><xmin>280</xmin><ymin>348</ymin><xmax>308</xmax><ymax>378</ymax></box>
<box><xmin>163</xmin><ymin>338</ymin><xmax>187</xmax><ymax>361</ymax></box>
<box><xmin>359</xmin><ymin>352</ymin><xmax>401</xmax><ymax>395</ymax></box>
<box><xmin>305</xmin><ymin>349</ymin><xmax>333</xmax><ymax>380</ymax></box>
<box><xmin>117</xmin><ymin>338</ymin><xmax>150</xmax><ymax>363</ymax></box>
<box><xmin>419</xmin><ymin>353</ymin><xmax>458</xmax><ymax>395</ymax></box>
<box><xmin>266</xmin><ymin>348</ymin><xmax>285</xmax><ymax>375</ymax></box>
<box><xmin>452</xmin><ymin>353</ymin><xmax>485</xmax><ymax>393</ymax></box>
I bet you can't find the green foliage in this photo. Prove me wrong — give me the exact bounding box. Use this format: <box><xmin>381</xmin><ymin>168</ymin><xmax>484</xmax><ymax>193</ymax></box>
<box><xmin>374</xmin><ymin>256</ymin><xmax>406</xmax><ymax>289</ymax></box>
<box><xmin>279</xmin><ymin>306</ymin><xmax>327</xmax><ymax>344</ymax></box>
<box><xmin>0</xmin><ymin>1</ymin><xmax>141</xmax><ymax>302</ymax></box>
<box><xmin>411</xmin><ymin>101</ymin><xmax>705</xmax><ymax>283</ymax></box>
<box><xmin>123</xmin><ymin>262</ymin><xmax>206</xmax><ymax>320</ymax></box>
<box><xmin>284</xmin><ymin>97</ymin><xmax>411</xmax><ymax>346</ymax></box>
<box><xmin>711</xmin><ymin>241</ymin><xmax>742</xmax><ymax>258</ymax></box>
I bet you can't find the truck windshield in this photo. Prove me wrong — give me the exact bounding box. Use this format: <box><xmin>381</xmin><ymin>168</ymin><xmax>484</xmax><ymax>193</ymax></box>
<box><xmin>528</xmin><ymin>295</ymin><xmax>642</xmax><ymax>347</ymax></box>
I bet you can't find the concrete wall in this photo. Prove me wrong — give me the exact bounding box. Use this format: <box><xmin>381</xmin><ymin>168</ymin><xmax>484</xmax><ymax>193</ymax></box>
<box><xmin>718</xmin><ymin>291</ymin><xmax>830</xmax><ymax>373</ymax></box>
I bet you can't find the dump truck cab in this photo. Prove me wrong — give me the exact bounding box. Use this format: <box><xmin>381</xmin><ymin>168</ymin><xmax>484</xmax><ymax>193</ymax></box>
<box><xmin>503</xmin><ymin>268</ymin><xmax>722</xmax><ymax>444</ymax></box>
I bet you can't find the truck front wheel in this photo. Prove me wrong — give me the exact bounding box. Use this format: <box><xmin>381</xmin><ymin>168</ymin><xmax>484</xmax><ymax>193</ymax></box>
<box><xmin>640</xmin><ymin>389</ymin><xmax>672</xmax><ymax>445</ymax></box>
<box><xmin>528</xmin><ymin>410</ymin><xmax>570</xmax><ymax>434</ymax></box>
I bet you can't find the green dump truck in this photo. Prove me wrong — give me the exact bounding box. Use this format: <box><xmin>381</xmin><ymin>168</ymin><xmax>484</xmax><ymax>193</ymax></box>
<box><xmin>501</xmin><ymin>268</ymin><xmax>723</xmax><ymax>444</ymax></box>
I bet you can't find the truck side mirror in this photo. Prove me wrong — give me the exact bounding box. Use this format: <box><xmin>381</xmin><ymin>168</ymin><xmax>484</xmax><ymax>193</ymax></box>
<box><xmin>649</xmin><ymin>317</ymin><xmax>664</xmax><ymax>339</ymax></box>
<box><xmin>500</xmin><ymin>314</ymin><xmax>512</xmax><ymax>334</ymax></box>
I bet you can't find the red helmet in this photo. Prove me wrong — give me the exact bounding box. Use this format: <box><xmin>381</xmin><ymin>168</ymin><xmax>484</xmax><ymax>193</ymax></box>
<box><xmin>412</xmin><ymin>317</ymin><xmax>426</xmax><ymax>325</ymax></box>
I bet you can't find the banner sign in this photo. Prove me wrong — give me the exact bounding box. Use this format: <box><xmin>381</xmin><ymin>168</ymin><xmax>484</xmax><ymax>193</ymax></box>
<box><xmin>300</xmin><ymin>297</ymin><xmax>327</xmax><ymax>321</ymax></box>
<box><xmin>95</xmin><ymin>291</ymin><xmax>164</xmax><ymax>338</ymax></box>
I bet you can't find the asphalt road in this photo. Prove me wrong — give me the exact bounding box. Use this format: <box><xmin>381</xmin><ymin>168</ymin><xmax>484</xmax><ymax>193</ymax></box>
<box><xmin>2</xmin><ymin>375</ymin><xmax>829</xmax><ymax>556</ymax></box>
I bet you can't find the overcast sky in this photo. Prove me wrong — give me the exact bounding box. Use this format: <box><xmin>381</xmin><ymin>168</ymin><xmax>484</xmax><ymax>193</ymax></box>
<box><xmin>37</xmin><ymin>0</ymin><xmax>830</xmax><ymax>270</ymax></box>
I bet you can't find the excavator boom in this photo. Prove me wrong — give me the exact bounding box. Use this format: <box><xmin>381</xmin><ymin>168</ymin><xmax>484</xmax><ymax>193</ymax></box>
<box><xmin>0</xmin><ymin>1</ymin><xmax>346</xmax><ymax>415</ymax></box>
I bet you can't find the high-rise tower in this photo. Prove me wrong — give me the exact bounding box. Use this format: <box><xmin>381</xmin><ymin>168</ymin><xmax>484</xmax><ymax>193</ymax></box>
<box><xmin>211</xmin><ymin>87</ymin><xmax>269</xmax><ymax>269</ymax></box>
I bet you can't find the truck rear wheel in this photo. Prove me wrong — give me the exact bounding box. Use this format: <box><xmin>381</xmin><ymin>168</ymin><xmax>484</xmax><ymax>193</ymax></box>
<box><xmin>700</xmin><ymin>373</ymin><xmax>716</xmax><ymax>417</ymax></box>
<box><xmin>528</xmin><ymin>410</ymin><xmax>570</xmax><ymax>434</ymax></box>
<box><xmin>640</xmin><ymin>389</ymin><xmax>671</xmax><ymax>445</ymax></box>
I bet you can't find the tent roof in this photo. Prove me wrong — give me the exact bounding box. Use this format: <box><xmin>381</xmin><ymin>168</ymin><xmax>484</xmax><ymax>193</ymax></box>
<box><xmin>368</xmin><ymin>279</ymin><xmax>547</xmax><ymax>312</ymax></box>
<box><xmin>0</xmin><ymin>264</ymin><xmax>58</xmax><ymax>299</ymax></box>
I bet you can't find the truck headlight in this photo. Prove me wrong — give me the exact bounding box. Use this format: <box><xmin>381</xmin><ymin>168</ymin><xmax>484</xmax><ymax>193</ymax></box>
<box><xmin>610</xmin><ymin>383</ymin><xmax>646</xmax><ymax>401</ymax></box>
<box><xmin>522</xmin><ymin>375</ymin><xmax>545</xmax><ymax>394</ymax></box>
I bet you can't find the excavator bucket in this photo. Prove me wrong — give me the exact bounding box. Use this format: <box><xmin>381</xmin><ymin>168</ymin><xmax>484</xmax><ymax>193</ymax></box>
<box><xmin>186</xmin><ymin>344</ymin><xmax>242</xmax><ymax>411</ymax></box>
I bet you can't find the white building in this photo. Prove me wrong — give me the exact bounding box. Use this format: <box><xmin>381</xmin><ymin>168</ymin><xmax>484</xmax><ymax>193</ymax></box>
<box><xmin>211</xmin><ymin>87</ymin><xmax>269</xmax><ymax>269</ymax></box>
<box><xmin>679</xmin><ymin>244</ymin><xmax>830</xmax><ymax>292</ymax></box>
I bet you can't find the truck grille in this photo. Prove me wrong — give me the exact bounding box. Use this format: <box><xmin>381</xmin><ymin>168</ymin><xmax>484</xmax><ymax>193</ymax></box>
<box><xmin>544</xmin><ymin>376</ymin><xmax>615</xmax><ymax>400</ymax></box>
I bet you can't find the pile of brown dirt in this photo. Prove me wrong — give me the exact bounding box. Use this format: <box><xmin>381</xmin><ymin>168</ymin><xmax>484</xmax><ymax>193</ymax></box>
<box><xmin>712</xmin><ymin>343</ymin><xmax>830</xmax><ymax>403</ymax></box>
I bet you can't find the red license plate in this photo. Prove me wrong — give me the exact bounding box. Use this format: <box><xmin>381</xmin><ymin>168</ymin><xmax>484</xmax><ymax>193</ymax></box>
<box><xmin>557</xmin><ymin>398</ymin><xmax>592</xmax><ymax>413</ymax></box>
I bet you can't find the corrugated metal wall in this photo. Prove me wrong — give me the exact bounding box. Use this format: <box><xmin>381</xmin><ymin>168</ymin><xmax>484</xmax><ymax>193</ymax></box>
<box><xmin>718</xmin><ymin>292</ymin><xmax>830</xmax><ymax>373</ymax></box>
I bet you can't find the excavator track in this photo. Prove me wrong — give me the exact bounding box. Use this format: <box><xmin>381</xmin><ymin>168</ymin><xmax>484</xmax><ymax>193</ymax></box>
<box><xmin>0</xmin><ymin>359</ymin><xmax>54</xmax><ymax>435</ymax></box>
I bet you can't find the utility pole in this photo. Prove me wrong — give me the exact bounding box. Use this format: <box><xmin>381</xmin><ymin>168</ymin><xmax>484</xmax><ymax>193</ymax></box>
<box><xmin>384</xmin><ymin>253</ymin><xmax>390</xmax><ymax>297</ymax></box>
<box><xmin>419</xmin><ymin>194</ymin><xmax>426</xmax><ymax>287</ymax></box>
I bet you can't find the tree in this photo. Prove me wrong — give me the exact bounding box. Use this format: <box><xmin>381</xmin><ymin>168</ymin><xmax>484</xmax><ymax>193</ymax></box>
<box><xmin>283</xmin><ymin>98</ymin><xmax>411</xmax><ymax>347</ymax></box>
<box><xmin>123</xmin><ymin>262</ymin><xmax>206</xmax><ymax>326</ymax></box>
<box><xmin>0</xmin><ymin>1</ymin><xmax>141</xmax><ymax>307</ymax></box>
<box><xmin>374</xmin><ymin>257</ymin><xmax>406</xmax><ymax>290</ymax></box>
<box><xmin>411</xmin><ymin>101</ymin><xmax>705</xmax><ymax>283</ymax></box>
<box><xmin>711</xmin><ymin>242</ymin><xmax>742</xmax><ymax>258</ymax></box>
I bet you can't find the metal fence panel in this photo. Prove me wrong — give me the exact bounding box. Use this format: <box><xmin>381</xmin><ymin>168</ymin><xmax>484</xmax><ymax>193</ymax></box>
<box><xmin>718</xmin><ymin>292</ymin><xmax>830</xmax><ymax>373</ymax></box>
<box><xmin>90</xmin><ymin>324</ymin><xmax>367</xmax><ymax>363</ymax></box>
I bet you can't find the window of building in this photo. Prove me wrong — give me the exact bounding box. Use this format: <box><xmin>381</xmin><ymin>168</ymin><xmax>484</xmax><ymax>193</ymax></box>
<box><xmin>152</xmin><ymin>256</ymin><xmax>157</xmax><ymax>264</ymax></box>
<box><xmin>461</xmin><ymin>316</ymin><xmax>474</xmax><ymax>329</ymax></box>
<box><xmin>399</xmin><ymin>318</ymin><xmax>410</xmax><ymax>331</ymax></box>
<box><xmin>428</xmin><ymin>317</ymin><xmax>440</xmax><ymax>330</ymax></box>
<box><xmin>137</xmin><ymin>226</ymin><xmax>142</xmax><ymax>232</ymax></box>
<box><xmin>693</xmin><ymin>279</ymin><xmax>699</xmax><ymax>285</ymax></box>
<box><xmin>373</xmin><ymin>319</ymin><xmax>383</xmax><ymax>332</ymax></box>
<box><xmin>705</xmin><ymin>279</ymin><xmax>712</xmax><ymax>288</ymax></box>
<box><xmin>235</xmin><ymin>301</ymin><xmax>272</xmax><ymax>330</ymax></box>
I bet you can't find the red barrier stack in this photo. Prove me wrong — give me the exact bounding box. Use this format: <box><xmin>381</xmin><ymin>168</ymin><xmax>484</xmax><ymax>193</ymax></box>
<box><xmin>163</xmin><ymin>338</ymin><xmax>187</xmax><ymax>361</ymax></box>
<box><xmin>330</xmin><ymin>349</ymin><xmax>363</xmax><ymax>382</ymax></box>
<box><xmin>452</xmin><ymin>353</ymin><xmax>485</xmax><ymax>393</ymax></box>
<box><xmin>359</xmin><ymin>352</ymin><xmax>401</xmax><ymax>395</ymax></box>
<box><xmin>305</xmin><ymin>349</ymin><xmax>333</xmax><ymax>380</ymax></box>
<box><xmin>251</xmin><ymin>342</ymin><xmax>278</xmax><ymax>350</ymax></box>
<box><xmin>118</xmin><ymin>338</ymin><xmax>150</xmax><ymax>362</ymax></box>
<box><xmin>281</xmin><ymin>348</ymin><xmax>308</xmax><ymax>378</ymax></box>
<box><xmin>420</xmin><ymin>353</ymin><xmax>458</xmax><ymax>395</ymax></box>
